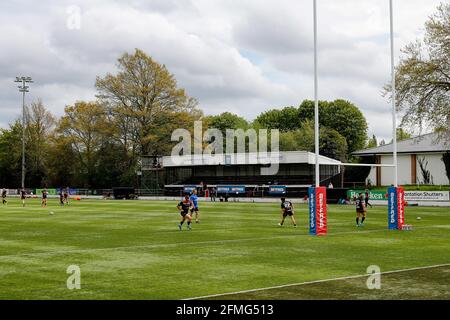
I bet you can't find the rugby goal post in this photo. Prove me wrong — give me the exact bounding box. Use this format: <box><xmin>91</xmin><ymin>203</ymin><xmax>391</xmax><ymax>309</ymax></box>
<box><xmin>309</xmin><ymin>0</ymin><xmax>401</xmax><ymax>235</ymax></box>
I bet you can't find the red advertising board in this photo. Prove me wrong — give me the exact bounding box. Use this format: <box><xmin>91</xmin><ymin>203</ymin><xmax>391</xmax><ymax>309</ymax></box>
<box><xmin>315</xmin><ymin>187</ymin><xmax>327</xmax><ymax>235</ymax></box>
<box><xmin>397</xmin><ymin>187</ymin><xmax>405</xmax><ymax>230</ymax></box>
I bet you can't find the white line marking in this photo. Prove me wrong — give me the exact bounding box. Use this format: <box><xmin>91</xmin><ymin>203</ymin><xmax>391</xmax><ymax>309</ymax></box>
<box><xmin>184</xmin><ymin>263</ymin><xmax>450</xmax><ymax>300</ymax></box>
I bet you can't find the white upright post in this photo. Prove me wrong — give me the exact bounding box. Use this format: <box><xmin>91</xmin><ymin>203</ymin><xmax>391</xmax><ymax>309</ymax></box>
<box><xmin>389</xmin><ymin>0</ymin><xmax>398</xmax><ymax>187</ymax></box>
<box><xmin>313</xmin><ymin>0</ymin><xmax>319</xmax><ymax>187</ymax></box>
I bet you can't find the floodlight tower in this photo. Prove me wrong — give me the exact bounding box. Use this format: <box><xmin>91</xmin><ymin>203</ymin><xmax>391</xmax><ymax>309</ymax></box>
<box><xmin>14</xmin><ymin>76</ymin><xmax>33</xmax><ymax>189</ymax></box>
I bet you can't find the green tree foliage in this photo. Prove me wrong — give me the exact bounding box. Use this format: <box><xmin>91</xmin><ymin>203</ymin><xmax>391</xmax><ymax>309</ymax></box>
<box><xmin>0</xmin><ymin>50</ymin><xmax>204</xmax><ymax>189</ymax></box>
<box><xmin>0</xmin><ymin>121</ymin><xmax>23</xmax><ymax>187</ymax></box>
<box><xmin>396</xmin><ymin>128</ymin><xmax>412</xmax><ymax>141</ymax></box>
<box><xmin>297</xmin><ymin>99</ymin><xmax>368</xmax><ymax>153</ymax></box>
<box><xmin>367</xmin><ymin>134</ymin><xmax>378</xmax><ymax>148</ymax></box>
<box><xmin>204</xmin><ymin>112</ymin><xmax>249</xmax><ymax>134</ymax></box>
<box><xmin>279</xmin><ymin>120</ymin><xmax>348</xmax><ymax>162</ymax></box>
<box><xmin>0</xmin><ymin>48</ymin><xmax>375</xmax><ymax>188</ymax></box>
<box><xmin>259</xmin><ymin>99</ymin><xmax>367</xmax><ymax>156</ymax></box>
<box><xmin>45</xmin><ymin>135</ymin><xmax>78</xmax><ymax>188</ymax></box>
<box><xmin>386</xmin><ymin>128</ymin><xmax>413</xmax><ymax>144</ymax></box>
<box><xmin>384</xmin><ymin>3</ymin><xmax>450</xmax><ymax>143</ymax></box>
<box><xmin>254</xmin><ymin>107</ymin><xmax>300</xmax><ymax>132</ymax></box>
<box><xmin>24</xmin><ymin>100</ymin><xmax>55</xmax><ymax>187</ymax></box>
<box><xmin>58</xmin><ymin>101</ymin><xmax>113</xmax><ymax>188</ymax></box>
<box><xmin>0</xmin><ymin>101</ymin><xmax>55</xmax><ymax>188</ymax></box>
<box><xmin>95</xmin><ymin>48</ymin><xmax>202</xmax><ymax>156</ymax></box>
<box><xmin>323</xmin><ymin>99</ymin><xmax>368</xmax><ymax>153</ymax></box>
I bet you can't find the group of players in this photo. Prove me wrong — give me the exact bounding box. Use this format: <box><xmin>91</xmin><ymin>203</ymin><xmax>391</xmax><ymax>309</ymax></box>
<box><xmin>4</xmin><ymin>186</ymin><xmax>371</xmax><ymax>229</ymax></box>
<box><xmin>177</xmin><ymin>191</ymin><xmax>371</xmax><ymax>230</ymax></box>
<box><xmin>1</xmin><ymin>188</ymin><xmax>70</xmax><ymax>208</ymax></box>
<box><xmin>41</xmin><ymin>188</ymin><xmax>71</xmax><ymax>207</ymax></box>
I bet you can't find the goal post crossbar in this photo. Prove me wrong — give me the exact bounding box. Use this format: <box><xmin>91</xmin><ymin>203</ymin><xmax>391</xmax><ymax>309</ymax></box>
<box><xmin>339</xmin><ymin>163</ymin><xmax>395</xmax><ymax>167</ymax></box>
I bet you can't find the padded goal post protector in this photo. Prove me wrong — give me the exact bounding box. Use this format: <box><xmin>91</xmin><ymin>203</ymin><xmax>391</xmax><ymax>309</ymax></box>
<box><xmin>388</xmin><ymin>186</ymin><xmax>405</xmax><ymax>230</ymax></box>
<box><xmin>309</xmin><ymin>187</ymin><xmax>327</xmax><ymax>235</ymax></box>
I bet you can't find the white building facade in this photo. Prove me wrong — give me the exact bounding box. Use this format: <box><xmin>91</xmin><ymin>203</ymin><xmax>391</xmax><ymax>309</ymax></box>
<box><xmin>353</xmin><ymin>133</ymin><xmax>449</xmax><ymax>186</ymax></box>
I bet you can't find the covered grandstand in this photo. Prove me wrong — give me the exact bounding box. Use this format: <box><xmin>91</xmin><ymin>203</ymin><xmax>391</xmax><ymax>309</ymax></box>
<box><xmin>141</xmin><ymin>151</ymin><xmax>344</xmax><ymax>198</ymax></box>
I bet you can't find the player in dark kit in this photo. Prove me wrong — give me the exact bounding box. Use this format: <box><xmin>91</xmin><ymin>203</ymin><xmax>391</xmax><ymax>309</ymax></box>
<box><xmin>356</xmin><ymin>193</ymin><xmax>367</xmax><ymax>227</ymax></box>
<box><xmin>59</xmin><ymin>190</ymin><xmax>65</xmax><ymax>206</ymax></box>
<box><xmin>278</xmin><ymin>197</ymin><xmax>297</xmax><ymax>227</ymax></box>
<box><xmin>177</xmin><ymin>195</ymin><xmax>192</xmax><ymax>231</ymax></box>
<box><xmin>20</xmin><ymin>188</ymin><xmax>26</xmax><ymax>207</ymax></box>
<box><xmin>41</xmin><ymin>189</ymin><xmax>48</xmax><ymax>207</ymax></box>
<box><xmin>63</xmin><ymin>188</ymin><xmax>69</xmax><ymax>205</ymax></box>
<box><xmin>364</xmin><ymin>189</ymin><xmax>373</xmax><ymax>208</ymax></box>
<box><xmin>1</xmin><ymin>188</ymin><xmax>7</xmax><ymax>205</ymax></box>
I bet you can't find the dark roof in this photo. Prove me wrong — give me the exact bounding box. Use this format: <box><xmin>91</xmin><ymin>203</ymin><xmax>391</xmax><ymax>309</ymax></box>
<box><xmin>353</xmin><ymin>132</ymin><xmax>449</xmax><ymax>156</ymax></box>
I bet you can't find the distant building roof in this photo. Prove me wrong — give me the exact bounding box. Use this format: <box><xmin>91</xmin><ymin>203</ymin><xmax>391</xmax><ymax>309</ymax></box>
<box><xmin>353</xmin><ymin>132</ymin><xmax>449</xmax><ymax>156</ymax></box>
<box><xmin>162</xmin><ymin>151</ymin><xmax>342</xmax><ymax>167</ymax></box>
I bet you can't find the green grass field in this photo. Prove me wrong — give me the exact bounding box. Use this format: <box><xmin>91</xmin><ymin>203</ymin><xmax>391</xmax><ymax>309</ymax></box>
<box><xmin>0</xmin><ymin>198</ymin><xmax>449</xmax><ymax>300</ymax></box>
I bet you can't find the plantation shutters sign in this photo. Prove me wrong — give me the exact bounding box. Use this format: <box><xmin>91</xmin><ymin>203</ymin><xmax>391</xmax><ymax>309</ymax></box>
<box><xmin>404</xmin><ymin>191</ymin><xmax>449</xmax><ymax>201</ymax></box>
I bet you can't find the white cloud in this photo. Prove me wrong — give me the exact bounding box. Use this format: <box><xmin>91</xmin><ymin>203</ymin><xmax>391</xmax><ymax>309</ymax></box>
<box><xmin>0</xmin><ymin>0</ymin><xmax>443</xmax><ymax>142</ymax></box>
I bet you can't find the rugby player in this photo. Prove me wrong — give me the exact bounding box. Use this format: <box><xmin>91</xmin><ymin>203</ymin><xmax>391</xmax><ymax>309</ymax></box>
<box><xmin>63</xmin><ymin>188</ymin><xmax>69</xmax><ymax>205</ymax></box>
<box><xmin>20</xmin><ymin>188</ymin><xmax>26</xmax><ymax>207</ymax></box>
<box><xmin>177</xmin><ymin>195</ymin><xmax>192</xmax><ymax>231</ymax></box>
<box><xmin>356</xmin><ymin>193</ymin><xmax>367</xmax><ymax>227</ymax></box>
<box><xmin>1</xmin><ymin>188</ymin><xmax>7</xmax><ymax>205</ymax></box>
<box><xmin>278</xmin><ymin>197</ymin><xmax>297</xmax><ymax>227</ymax></box>
<box><xmin>364</xmin><ymin>189</ymin><xmax>373</xmax><ymax>208</ymax></box>
<box><xmin>189</xmin><ymin>189</ymin><xmax>200</xmax><ymax>223</ymax></box>
<box><xmin>41</xmin><ymin>188</ymin><xmax>48</xmax><ymax>207</ymax></box>
<box><xmin>59</xmin><ymin>189</ymin><xmax>65</xmax><ymax>206</ymax></box>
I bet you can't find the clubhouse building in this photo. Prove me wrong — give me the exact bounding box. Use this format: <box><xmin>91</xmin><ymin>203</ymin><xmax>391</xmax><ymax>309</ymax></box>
<box><xmin>353</xmin><ymin>133</ymin><xmax>450</xmax><ymax>186</ymax></box>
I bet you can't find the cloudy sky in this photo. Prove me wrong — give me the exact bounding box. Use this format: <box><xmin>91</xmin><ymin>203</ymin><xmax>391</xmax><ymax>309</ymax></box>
<box><xmin>0</xmin><ymin>0</ymin><xmax>443</xmax><ymax>141</ymax></box>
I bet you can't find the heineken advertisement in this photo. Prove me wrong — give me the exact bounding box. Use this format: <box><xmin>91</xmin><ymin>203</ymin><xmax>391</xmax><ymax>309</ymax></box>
<box><xmin>347</xmin><ymin>190</ymin><xmax>387</xmax><ymax>200</ymax></box>
<box><xmin>347</xmin><ymin>189</ymin><xmax>450</xmax><ymax>201</ymax></box>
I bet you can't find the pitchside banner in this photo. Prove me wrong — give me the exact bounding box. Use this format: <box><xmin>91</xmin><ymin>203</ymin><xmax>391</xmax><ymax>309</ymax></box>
<box><xmin>388</xmin><ymin>186</ymin><xmax>405</xmax><ymax>230</ymax></box>
<box><xmin>349</xmin><ymin>189</ymin><xmax>450</xmax><ymax>201</ymax></box>
<box><xmin>36</xmin><ymin>188</ymin><xmax>57</xmax><ymax>195</ymax></box>
<box><xmin>183</xmin><ymin>185</ymin><xmax>197</xmax><ymax>194</ymax></box>
<box><xmin>309</xmin><ymin>187</ymin><xmax>327</xmax><ymax>235</ymax></box>
<box><xmin>269</xmin><ymin>186</ymin><xmax>286</xmax><ymax>194</ymax></box>
<box><xmin>216</xmin><ymin>185</ymin><xmax>246</xmax><ymax>194</ymax></box>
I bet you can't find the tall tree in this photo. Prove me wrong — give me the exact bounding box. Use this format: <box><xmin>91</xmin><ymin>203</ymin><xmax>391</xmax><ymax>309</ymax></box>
<box><xmin>58</xmin><ymin>102</ymin><xmax>112</xmax><ymax>188</ymax></box>
<box><xmin>0</xmin><ymin>121</ymin><xmax>23</xmax><ymax>187</ymax></box>
<box><xmin>384</xmin><ymin>3</ymin><xmax>449</xmax><ymax>143</ymax></box>
<box><xmin>24</xmin><ymin>99</ymin><xmax>56</xmax><ymax>187</ymax></box>
<box><xmin>323</xmin><ymin>99</ymin><xmax>368</xmax><ymax>153</ymax></box>
<box><xmin>95</xmin><ymin>49</ymin><xmax>202</xmax><ymax>156</ymax></box>
<box><xmin>45</xmin><ymin>135</ymin><xmax>79</xmax><ymax>188</ymax></box>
